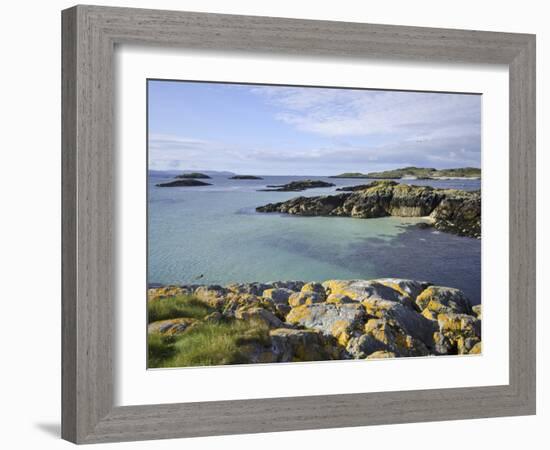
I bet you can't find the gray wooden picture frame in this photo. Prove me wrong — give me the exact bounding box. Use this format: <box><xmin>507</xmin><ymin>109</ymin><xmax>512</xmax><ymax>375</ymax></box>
<box><xmin>61</xmin><ymin>5</ymin><xmax>536</xmax><ymax>444</ymax></box>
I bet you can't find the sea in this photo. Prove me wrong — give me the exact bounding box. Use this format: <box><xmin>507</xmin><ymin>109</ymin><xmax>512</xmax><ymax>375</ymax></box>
<box><xmin>148</xmin><ymin>173</ymin><xmax>481</xmax><ymax>305</ymax></box>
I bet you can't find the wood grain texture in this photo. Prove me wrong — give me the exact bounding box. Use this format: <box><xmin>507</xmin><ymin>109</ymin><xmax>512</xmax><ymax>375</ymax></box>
<box><xmin>61</xmin><ymin>5</ymin><xmax>536</xmax><ymax>444</ymax></box>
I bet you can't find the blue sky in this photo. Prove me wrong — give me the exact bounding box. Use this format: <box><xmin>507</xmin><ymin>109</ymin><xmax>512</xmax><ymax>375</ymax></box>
<box><xmin>148</xmin><ymin>80</ymin><xmax>481</xmax><ymax>175</ymax></box>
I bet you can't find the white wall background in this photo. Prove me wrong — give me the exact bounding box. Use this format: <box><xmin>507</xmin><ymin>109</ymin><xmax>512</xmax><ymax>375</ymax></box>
<box><xmin>0</xmin><ymin>1</ymin><xmax>546</xmax><ymax>449</ymax></box>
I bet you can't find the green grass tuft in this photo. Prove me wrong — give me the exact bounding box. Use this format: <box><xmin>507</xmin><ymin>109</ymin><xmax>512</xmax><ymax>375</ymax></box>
<box><xmin>148</xmin><ymin>295</ymin><xmax>214</xmax><ymax>323</ymax></box>
<box><xmin>147</xmin><ymin>319</ymin><xmax>271</xmax><ymax>368</ymax></box>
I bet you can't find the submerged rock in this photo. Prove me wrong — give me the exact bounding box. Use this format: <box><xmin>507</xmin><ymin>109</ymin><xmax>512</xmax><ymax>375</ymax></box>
<box><xmin>256</xmin><ymin>180</ymin><xmax>481</xmax><ymax>238</ymax></box>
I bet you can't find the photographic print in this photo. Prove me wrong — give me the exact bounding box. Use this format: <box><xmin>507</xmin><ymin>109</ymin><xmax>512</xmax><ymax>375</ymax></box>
<box><xmin>147</xmin><ymin>80</ymin><xmax>482</xmax><ymax>368</ymax></box>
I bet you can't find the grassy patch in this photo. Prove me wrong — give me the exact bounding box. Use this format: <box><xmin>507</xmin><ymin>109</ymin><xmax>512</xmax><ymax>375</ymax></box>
<box><xmin>147</xmin><ymin>333</ymin><xmax>178</xmax><ymax>368</ymax></box>
<box><xmin>148</xmin><ymin>295</ymin><xmax>214</xmax><ymax>323</ymax></box>
<box><xmin>148</xmin><ymin>319</ymin><xmax>271</xmax><ymax>368</ymax></box>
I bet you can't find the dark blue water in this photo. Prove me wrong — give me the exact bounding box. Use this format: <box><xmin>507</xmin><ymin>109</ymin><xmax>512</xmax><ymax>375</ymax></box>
<box><xmin>148</xmin><ymin>173</ymin><xmax>481</xmax><ymax>305</ymax></box>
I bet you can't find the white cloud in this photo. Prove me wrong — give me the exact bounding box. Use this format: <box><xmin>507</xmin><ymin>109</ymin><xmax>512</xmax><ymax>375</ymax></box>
<box><xmin>251</xmin><ymin>86</ymin><xmax>481</xmax><ymax>140</ymax></box>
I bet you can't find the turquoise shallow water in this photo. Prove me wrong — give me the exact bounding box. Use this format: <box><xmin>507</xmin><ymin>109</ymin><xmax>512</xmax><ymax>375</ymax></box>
<box><xmin>148</xmin><ymin>173</ymin><xmax>481</xmax><ymax>305</ymax></box>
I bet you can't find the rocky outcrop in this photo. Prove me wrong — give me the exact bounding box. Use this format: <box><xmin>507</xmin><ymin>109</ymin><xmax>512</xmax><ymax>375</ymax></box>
<box><xmin>230</xmin><ymin>175</ymin><xmax>263</xmax><ymax>180</ymax></box>
<box><xmin>147</xmin><ymin>318</ymin><xmax>195</xmax><ymax>336</ymax></box>
<box><xmin>148</xmin><ymin>277</ymin><xmax>482</xmax><ymax>363</ymax></box>
<box><xmin>256</xmin><ymin>180</ymin><xmax>481</xmax><ymax>238</ymax></box>
<box><xmin>175</xmin><ymin>172</ymin><xmax>211</xmax><ymax>179</ymax></box>
<box><xmin>156</xmin><ymin>179</ymin><xmax>212</xmax><ymax>187</ymax></box>
<box><xmin>258</xmin><ymin>180</ymin><xmax>335</xmax><ymax>192</ymax></box>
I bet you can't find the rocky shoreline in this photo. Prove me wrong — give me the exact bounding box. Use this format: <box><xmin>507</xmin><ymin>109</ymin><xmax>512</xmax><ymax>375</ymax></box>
<box><xmin>256</xmin><ymin>180</ymin><xmax>481</xmax><ymax>238</ymax></box>
<box><xmin>148</xmin><ymin>278</ymin><xmax>481</xmax><ymax>366</ymax></box>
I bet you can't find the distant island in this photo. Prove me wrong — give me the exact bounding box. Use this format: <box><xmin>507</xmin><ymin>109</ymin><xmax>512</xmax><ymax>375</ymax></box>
<box><xmin>156</xmin><ymin>179</ymin><xmax>212</xmax><ymax>187</ymax></box>
<box><xmin>329</xmin><ymin>172</ymin><xmax>371</xmax><ymax>179</ymax></box>
<box><xmin>331</xmin><ymin>167</ymin><xmax>481</xmax><ymax>180</ymax></box>
<box><xmin>230</xmin><ymin>175</ymin><xmax>264</xmax><ymax>180</ymax></box>
<box><xmin>175</xmin><ymin>172</ymin><xmax>211</xmax><ymax>179</ymax></box>
<box><xmin>259</xmin><ymin>180</ymin><xmax>335</xmax><ymax>192</ymax></box>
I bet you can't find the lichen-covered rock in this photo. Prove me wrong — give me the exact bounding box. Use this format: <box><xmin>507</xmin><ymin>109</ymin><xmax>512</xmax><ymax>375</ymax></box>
<box><xmin>458</xmin><ymin>337</ymin><xmax>482</xmax><ymax>354</ymax></box>
<box><xmin>323</xmin><ymin>279</ymin><xmax>401</xmax><ymax>302</ymax></box>
<box><xmin>286</xmin><ymin>303</ymin><xmax>367</xmax><ymax>346</ymax></box>
<box><xmin>147</xmin><ymin>318</ymin><xmax>195</xmax><ymax>336</ymax></box>
<box><xmin>416</xmin><ymin>286</ymin><xmax>473</xmax><ymax>316</ymax></box>
<box><xmin>472</xmin><ymin>304</ymin><xmax>482</xmax><ymax>319</ymax></box>
<box><xmin>235</xmin><ymin>307</ymin><xmax>287</xmax><ymax>329</ymax></box>
<box><xmin>469</xmin><ymin>342</ymin><xmax>482</xmax><ymax>354</ymax></box>
<box><xmin>270</xmin><ymin>328</ymin><xmax>342</xmax><ymax>361</ymax></box>
<box><xmin>326</xmin><ymin>294</ymin><xmax>354</xmax><ymax>304</ymax></box>
<box><xmin>149</xmin><ymin>279</ymin><xmax>482</xmax><ymax>363</ymax></box>
<box><xmin>436</xmin><ymin>312</ymin><xmax>481</xmax><ymax>355</ymax></box>
<box><xmin>366</xmin><ymin>350</ymin><xmax>397</xmax><ymax>359</ymax></box>
<box><xmin>362</xmin><ymin>298</ymin><xmax>437</xmax><ymax>348</ymax></box>
<box><xmin>194</xmin><ymin>285</ymin><xmax>230</xmax><ymax>307</ymax></box>
<box><xmin>226</xmin><ymin>282</ymin><xmax>273</xmax><ymax>296</ymax></box>
<box><xmin>273</xmin><ymin>303</ymin><xmax>292</xmax><ymax>319</ymax></box>
<box><xmin>221</xmin><ymin>293</ymin><xmax>277</xmax><ymax>318</ymax></box>
<box><xmin>346</xmin><ymin>333</ymin><xmax>387</xmax><ymax>358</ymax></box>
<box><xmin>350</xmin><ymin>318</ymin><xmax>429</xmax><ymax>357</ymax></box>
<box><xmin>375</xmin><ymin>278</ymin><xmax>432</xmax><ymax>301</ymax></box>
<box><xmin>300</xmin><ymin>282</ymin><xmax>327</xmax><ymax>299</ymax></box>
<box><xmin>288</xmin><ymin>291</ymin><xmax>325</xmax><ymax>307</ymax></box>
<box><xmin>433</xmin><ymin>331</ymin><xmax>453</xmax><ymax>354</ymax></box>
<box><xmin>270</xmin><ymin>280</ymin><xmax>305</xmax><ymax>291</ymax></box>
<box><xmin>262</xmin><ymin>288</ymin><xmax>294</xmax><ymax>305</ymax></box>
<box><xmin>148</xmin><ymin>285</ymin><xmax>193</xmax><ymax>301</ymax></box>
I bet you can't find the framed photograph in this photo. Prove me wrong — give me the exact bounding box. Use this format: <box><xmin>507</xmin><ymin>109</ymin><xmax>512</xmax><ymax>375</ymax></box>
<box><xmin>62</xmin><ymin>5</ymin><xmax>536</xmax><ymax>444</ymax></box>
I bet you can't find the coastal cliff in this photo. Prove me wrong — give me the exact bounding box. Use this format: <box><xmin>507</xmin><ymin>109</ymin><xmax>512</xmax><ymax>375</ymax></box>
<box><xmin>148</xmin><ymin>278</ymin><xmax>481</xmax><ymax>367</ymax></box>
<box><xmin>256</xmin><ymin>180</ymin><xmax>481</xmax><ymax>238</ymax></box>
